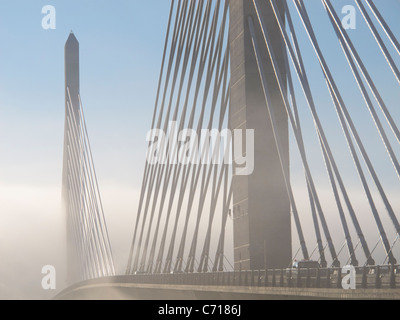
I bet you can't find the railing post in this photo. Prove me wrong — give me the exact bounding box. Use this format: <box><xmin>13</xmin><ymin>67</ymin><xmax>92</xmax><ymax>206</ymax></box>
<box><xmin>362</xmin><ymin>267</ymin><xmax>367</xmax><ymax>289</ymax></box>
<box><xmin>375</xmin><ymin>266</ymin><xmax>381</xmax><ymax>289</ymax></box>
<box><xmin>390</xmin><ymin>265</ymin><xmax>396</xmax><ymax>289</ymax></box>
<box><xmin>288</xmin><ymin>269</ymin><xmax>292</xmax><ymax>287</ymax></box>
<box><xmin>326</xmin><ymin>269</ymin><xmax>331</xmax><ymax>289</ymax></box>
<box><xmin>258</xmin><ymin>270</ymin><xmax>261</xmax><ymax>287</ymax></box>
<box><xmin>306</xmin><ymin>268</ymin><xmax>311</xmax><ymax>288</ymax></box>
<box><xmin>272</xmin><ymin>269</ymin><xmax>276</xmax><ymax>287</ymax></box>
<box><xmin>315</xmin><ymin>268</ymin><xmax>320</xmax><ymax>288</ymax></box>
<box><xmin>297</xmin><ymin>268</ymin><xmax>302</xmax><ymax>288</ymax></box>
<box><xmin>251</xmin><ymin>270</ymin><xmax>255</xmax><ymax>287</ymax></box>
<box><xmin>280</xmin><ymin>269</ymin><xmax>284</xmax><ymax>287</ymax></box>
<box><xmin>264</xmin><ymin>269</ymin><xmax>268</xmax><ymax>287</ymax></box>
<box><xmin>336</xmin><ymin>268</ymin><xmax>342</xmax><ymax>289</ymax></box>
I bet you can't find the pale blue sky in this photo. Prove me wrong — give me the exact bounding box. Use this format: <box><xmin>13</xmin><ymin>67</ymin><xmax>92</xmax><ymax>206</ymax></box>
<box><xmin>0</xmin><ymin>1</ymin><xmax>399</xmax><ymax>192</ymax></box>
<box><xmin>0</xmin><ymin>1</ymin><xmax>171</xmax><ymax>187</ymax></box>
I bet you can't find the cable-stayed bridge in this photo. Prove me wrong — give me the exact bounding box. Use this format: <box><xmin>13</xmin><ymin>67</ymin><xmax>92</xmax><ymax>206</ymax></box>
<box><xmin>58</xmin><ymin>0</ymin><xmax>400</xmax><ymax>299</ymax></box>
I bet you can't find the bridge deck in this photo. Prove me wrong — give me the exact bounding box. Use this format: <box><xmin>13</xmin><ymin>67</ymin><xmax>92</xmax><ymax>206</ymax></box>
<box><xmin>55</xmin><ymin>276</ymin><xmax>400</xmax><ymax>300</ymax></box>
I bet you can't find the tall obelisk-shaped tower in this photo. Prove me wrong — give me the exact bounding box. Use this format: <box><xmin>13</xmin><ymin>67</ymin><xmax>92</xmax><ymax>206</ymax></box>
<box><xmin>62</xmin><ymin>32</ymin><xmax>80</xmax><ymax>284</ymax></box>
<box><xmin>229</xmin><ymin>1</ymin><xmax>291</xmax><ymax>270</ymax></box>
<box><xmin>64</xmin><ymin>32</ymin><xmax>80</xmax><ymax>123</ymax></box>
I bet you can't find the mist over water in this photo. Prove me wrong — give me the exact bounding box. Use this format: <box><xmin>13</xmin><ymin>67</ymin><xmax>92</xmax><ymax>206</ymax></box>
<box><xmin>0</xmin><ymin>184</ymin><xmax>65</xmax><ymax>299</ymax></box>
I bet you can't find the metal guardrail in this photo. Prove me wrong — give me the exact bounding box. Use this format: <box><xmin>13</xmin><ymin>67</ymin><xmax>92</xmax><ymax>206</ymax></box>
<box><xmin>124</xmin><ymin>265</ymin><xmax>400</xmax><ymax>290</ymax></box>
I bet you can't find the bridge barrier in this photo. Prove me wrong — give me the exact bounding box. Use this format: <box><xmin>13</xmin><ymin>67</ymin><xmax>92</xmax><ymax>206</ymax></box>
<box><xmin>121</xmin><ymin>265</ymin><xmax>399</xmax><ymax>290</ymax></box>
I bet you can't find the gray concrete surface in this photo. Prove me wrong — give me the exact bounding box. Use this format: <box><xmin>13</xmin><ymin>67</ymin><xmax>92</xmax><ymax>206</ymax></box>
<box><xmin>55</xmin><ymin>278</ymin><xmax>400</xmax><ymax>300</ymax></box>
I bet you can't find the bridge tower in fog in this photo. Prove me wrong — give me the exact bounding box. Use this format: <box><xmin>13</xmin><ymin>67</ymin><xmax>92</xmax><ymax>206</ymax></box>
<box><xmin>62</xmin><ymin>32</ymin><xmax>115</xmax><ymax>284</ymax></box>
<box><xmin>229</xmin><ymin>0</ymin><xmax>291</xmax><ymax>271</ymax></box>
